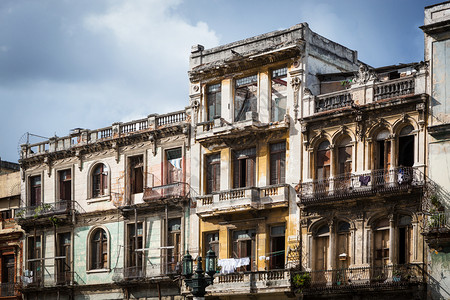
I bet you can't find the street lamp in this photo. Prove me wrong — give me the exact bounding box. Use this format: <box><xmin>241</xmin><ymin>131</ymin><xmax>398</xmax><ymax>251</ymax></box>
<box><xmin>182</xmin><ymin>249</ymin><xmax>217</xmax><ymax>299</ymax></box>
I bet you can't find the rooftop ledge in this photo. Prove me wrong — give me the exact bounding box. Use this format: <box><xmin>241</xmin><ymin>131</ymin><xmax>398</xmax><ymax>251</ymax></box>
<box><xmin>20</xmin><ymin>110</ymin><xmax>187</xmax><ymax>160</ymax></box>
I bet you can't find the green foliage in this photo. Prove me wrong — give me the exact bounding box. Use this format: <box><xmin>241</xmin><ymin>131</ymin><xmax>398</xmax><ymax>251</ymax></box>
<box><xmin>293</xmin><ymin>272</ymin><xmax>311</xmax><ymax>291</ymax></box>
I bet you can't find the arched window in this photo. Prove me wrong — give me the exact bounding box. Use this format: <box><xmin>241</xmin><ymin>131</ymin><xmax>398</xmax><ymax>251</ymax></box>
<box><xmin>316</xmin><ymin>141</ymin><xmax>331</xmax><ymax>180</ymax></box>
<box><xmin>90</xmin><ymin>228</ymin><xmax>108</xmax><ymax>270</ymax></box>
<box><xmin>398</xmin><ymin>125</ymin><xmax>415</xmax><ymax>167</ymax></box>
<box><xmin>337</xmin><ymin>136</ymin><xmax>352</xmax><ymax>175</ymax></box>
<box><xmin>92</xmin><ymin>164</ymin><xmax>108</xmax><ymax>198</ymax></box>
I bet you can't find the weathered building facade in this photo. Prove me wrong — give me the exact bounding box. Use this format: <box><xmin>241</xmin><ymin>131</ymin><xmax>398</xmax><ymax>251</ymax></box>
<box><xmin>187</xmin><ymin>23</ymin><xmax>360</xmax><ymax>299</ymax></box>
<box><xmin>17</xmin><ymin>112</ymin><xmax>191</xmax><ymax>299</ymax></box>
<box><xmin>13</xmin><ymin>2</ymin><xmax>450</xmax><ymax>300</ymax></box>
<box><xmin>297</xmin><ymin>62</ymin><xmax>428</xmax><ymax>299</ymax></box>
<box><xmin>0</xmin><ymin>161</ymin><xmax>23</xmax><ymax>299</ymax></box>
<box><xmin>421</xmin><ymin>2</ymin><xmax>450</xmax><ymax>299</ymax></box>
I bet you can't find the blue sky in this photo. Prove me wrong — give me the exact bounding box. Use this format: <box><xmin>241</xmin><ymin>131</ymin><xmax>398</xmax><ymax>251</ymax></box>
<box><xmin>0</xmin><ymin>0</ymin><xmax>442</xmax><ymax>162</ymax></box>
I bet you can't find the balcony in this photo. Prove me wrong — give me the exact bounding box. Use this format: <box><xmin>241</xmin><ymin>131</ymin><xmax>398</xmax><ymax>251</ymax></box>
<box><xmin>306</xmin><ymin>75</ymin><xmax>420</xmax><ymax>117</ymax></box>
<box><xmin>315</xmin><ymin>91</ymin><xmax>352</xmax><ymax>113</ymax></box>
<box><xmin>293</xmin><ymin>264</ymin><xmax>425</xmax><ymax>296</ymax></box>
<box><xmin>298</xmin><ymin>167</ymin><xmax>425</xmax><ymax>206</ymax></box>
<box><xmin>196</xmin><ymin>184</ymin><xmax>289</xmax><ymax>218</ymax></box>
<box><xmin>143</xmin><ymin>182</ymin><xmax>189</xmax><ymax>204</ymax></box>
<box><xmin>0</xmin><ymin>283</ymin><xmax>18</xmax><ymax>298</ymax></box>
<box><xmin>20</xmin><ymin>110</ymin><xmax>187</xmax><ymax>159</ymax></box>
<box><xmin>203</xmin><ymin>270</ymin><xmax>291</xmax><ymax>296</ymax></box>
<box><xmin>20</xmin><ymin>262</ymin><xmax>72</xmax><ymax>291</ymax></box>
<box><xmin>15</xmin><ymin>200</ymin><xmax>78</xmax><ymax>227</ymax></box>
<box><xmin>195</xmin><ymin>114</ymin><xmax>289</xmax><ymax>143</ymax></box>
<box><xmin>113</xmin><ymin>263</ymin><xmax>181</xmax><ymax>285</ymax></box>
<box><xmin>423</xmin><ymin>212</ymin><xmax>450</xmax><ymax>247</ymax></box>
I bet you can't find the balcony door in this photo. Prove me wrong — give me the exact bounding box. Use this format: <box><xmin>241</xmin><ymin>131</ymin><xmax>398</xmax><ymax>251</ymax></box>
<box><xmin>1</xmin><ymin>254</ymin><xmax>14</xmax><ymax>296</ymax></box>
<box><xmin>233</xmin><ymin>148</ymin><xmax>256</xmax><ymax>189</ymax></box>
<box><xmin>373</xmin><ymin>218</ymin><xmax>390</xmax><ymax>267</ymax></box>
<box><xmin>57</xmin><ymin>233</ymin><xmax>71</xmax><ymax>284</ymax></box>
<box><xmin>232</xmin><ymin>229</ymin><xmax>256</xmax><ymax>272</ymax></box>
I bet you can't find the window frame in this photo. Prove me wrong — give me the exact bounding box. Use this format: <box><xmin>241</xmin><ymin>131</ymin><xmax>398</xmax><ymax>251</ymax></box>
<box><xmin>87</xmin><ymin>227</ymin><xmax>110</xmax><ymax>272</ymax></box>
<box><xmin>128</xmin><ymin>155</ymin><xmax>145</xmax><ymax>195</ymax></box>
<box><xmin>233</xmin><ymin>148</ymin><xmax>256</xmax><ymax>189</ymax></box>
<box><xmin>126</xmin><ymin>222</ymin><xmax>144</xmax><ymax>269</ymax></box>
<box><xmin>206</xmin><ymin>83</ymin><xmax>222</xmax><ymax>121</ymax></box>
<box><xmin>234</xmin><ymin>74</ymin><xmax>258</xmax><ymax>122</ymax></box>
<box><xmin>269</xmin><ymin>142</ymin><xmax>286</xmax><ymax>185</ymax></box>
<box><xmin>89</xmin><ymin>163</ymin><xmax>109</xmax><ymax>199</ymax></box>
<box><xmin>29</xmin><ymin>175</ymin><xmax>42</xmax><ymax>207</ymax></box>
<box><xmin>57</xmin><ymin>169</ymin><xmax>72</xmax><ymax>201</ymax></box>
<box><xmin>270</xmin><ymin>67</ymin><xmax>288</xmax><ymax>122</ymax></box>
<box><xmin>205</xmin><ymin>153</ymin><xmax>221</xmax><ymax>194</ymax></box>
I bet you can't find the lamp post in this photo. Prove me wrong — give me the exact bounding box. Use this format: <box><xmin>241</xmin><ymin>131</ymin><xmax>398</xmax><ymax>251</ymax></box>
<box><xmin>182</xmin><ymin>249</ymin><xmax>217</xmax><ymax>300</ymax></box>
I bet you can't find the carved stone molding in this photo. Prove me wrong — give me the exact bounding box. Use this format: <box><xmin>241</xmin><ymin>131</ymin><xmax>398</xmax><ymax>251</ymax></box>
<box><xmin>354</xmin><ymin>64</ymin><xmax>378</xmax><ymax>84</ymax></box>
<box><xmin>291</xmin><ymin>77</ymin><xmax>302</xmax><ymax>122</ymax></box>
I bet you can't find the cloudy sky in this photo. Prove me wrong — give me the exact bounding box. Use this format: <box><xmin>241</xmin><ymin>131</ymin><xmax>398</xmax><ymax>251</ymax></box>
<box><xmin>0</xmin><ymin>0</ymin><xmax>441</xmax><ymax>162</ymax></box>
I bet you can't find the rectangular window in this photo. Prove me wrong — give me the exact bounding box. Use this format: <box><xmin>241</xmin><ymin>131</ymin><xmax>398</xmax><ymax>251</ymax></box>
<box><xmin>270</xmin><ymin>225</ymin><xmax>285</xmax><ymax>270</ymax></box>
<box><xmin>167</xmin><ymin>218</ymin><xmax>181</xmax><ymax>274</ymax></box>
<box><xmin>271</xmin><ymin>67</ymin><xmax>287</xmax><ymax>122</ymax></box>
<box><xmin>233</xmin><ymin>148</ymin><xmax>256</xmax><ymax>188</ymax></box>
<box><xmin>166</xmin><ymin>148</ymin><xmax>183</xmax><ymax>184</ymax></box>
<box><xmin>206</xmin><ymin>154</ymin><xmax>220</xmax><ymax>194</ymax></box>
<box><xmin>204</xmin><ymin>232</ymin><xmax>219</xmax><ymax>259</ymax></box>
<box><xmin>0</xmin><ymin>210</ymin><xmax>12</xmax><ymax>220</ymax></box>
<box><xmin>232</xmin><ymin>229</ymin><xmax>256</xmax><ymax>271</ymax></box>
<box><xmin>29</xmin><ymin>176</ymin><xmax>41</xmax><ymax>206</ymax></box>
<box><xmin>234</xmin><ymin>75</ymin><xmax>257</xmax><ymax>122</ymax></box>
<box><xmin>129</xmin><ymin>155</ymin><xmax>144</xmax><ymax>194</ymax></box>
<box><xmin>56</xmin><ymin>233</ymin><xmax>71</xmax><ymax>284</ymax></box>
<box><xmin>270</xmin><ymin>142</ymin><xmax>286</xmax><ymax>185</ymax></box>
<box><xmin>58</xmin><ymin>169</ymin><xmax>72</xmax><ymax>201</ymax></box>
<box><xmin>127</xmin><ymin>223</ymin><xmax>144</xmax><ymax>272</ymax></box>
<box><xmin>27</xmin><ymin>236</ymin><xmax>42</xmax><ymax>284</ymax></box>
<box><xmin>207</xmin><ymin>84</ymin><xmax>221</xmax><ymax>121</ymax></box>
<box><xmin>1</xmin><ymin>254</ymin><xmax>14</xmax><ymax>296</ymax></box>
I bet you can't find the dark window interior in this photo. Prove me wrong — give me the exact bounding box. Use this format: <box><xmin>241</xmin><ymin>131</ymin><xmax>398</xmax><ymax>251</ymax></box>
<box><xmin>59</xmin><ymin>169</ymin><xmax>72</xmax><ymax>201</ymax></box>
<box><xmin>129</xmin><ymin>156</ymin><xmax>144</xmax><ymax>194</ymax></box>
<box><xmin>233</xmin><ymin>148</ymin><xmax>256</xmax><ymax>188</ymax></box>
<box><xmin>270</xmin><ymin>142</ymin><xmax>286</xmax><ymax>185</ymax></box>
<box><xmin>207</xmin><ymin>84</ymin><xmax>221</xmax><ymax>121</ymax></box>
<box><xmin>206</xmin><ymin>154</ymin><xmax>220</xmax><ymax>194</ymax></box>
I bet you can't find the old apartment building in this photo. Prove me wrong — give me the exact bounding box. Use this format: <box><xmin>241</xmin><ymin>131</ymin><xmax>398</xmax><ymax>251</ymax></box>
<box><xmin>13</xmin><ymin>2</ymin><xmax>450</xmax><ymax>300</ymax></box>
<box><xmin>187</xmin><ymin>23</ymin><xmax>360</xmax><ymax>298</ymax></box>
<box><xmin>17</xmin><ymin>112</ymin><xmax>190</xmax><ymax>299</ymax></box>
<box><xmin>0</xmin><ymin>161</ymin><xmax>23</xmax><ymax>299</ymax></box>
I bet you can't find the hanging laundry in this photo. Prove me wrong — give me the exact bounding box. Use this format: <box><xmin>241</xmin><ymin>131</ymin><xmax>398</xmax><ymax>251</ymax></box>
<box><xmin>218</xmin><ymin>257</ymin><xmax>250</xmax><ymax>274</ymax></box>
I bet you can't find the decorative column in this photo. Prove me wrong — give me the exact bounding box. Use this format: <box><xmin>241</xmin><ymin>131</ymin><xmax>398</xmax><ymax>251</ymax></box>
<box><xmin>328</xmin><ymin>220</ymin><xmax>335</xmax><ymax>270</ymax></box>
<box><xmin>389</xmin><ymin>215</ymin><xmax>395</xmax><ymax>264</ymax></box>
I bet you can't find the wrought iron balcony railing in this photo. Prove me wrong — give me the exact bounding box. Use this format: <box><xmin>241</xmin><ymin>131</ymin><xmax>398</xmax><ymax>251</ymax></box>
<box><xmin>0</xmin><ymin>283</ymin><xmax>18</xmax><ymax>297</ymax></box>
<box><xmin>15</xmin><ymin>200</ymin><xmax>76</xmax><ymax>220</ymax></box>
<box><xmin>424</xmin><ymin>212</ymin><xmax>450</xmax><ymax>233</ymax></box>
<box><xmin>143</xmin><ymin>182</ymin><xmax>189</xmax><ymax>202</ymax></box>
<box><xmin>292</xmin><ymin>264</ymin><xmax>425</xmax><ymax>293</ymax></box>
<box><xmin>299</xmin><ymin>167</ymin><xmax>425</xmax><ymax>205</ymax></box>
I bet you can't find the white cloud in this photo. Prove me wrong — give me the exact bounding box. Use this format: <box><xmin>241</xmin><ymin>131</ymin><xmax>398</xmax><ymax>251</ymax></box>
<box><xmin>0</xmin><ymin>0</ymin><xmax>220</xmax><ymax>162</ymax></box>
